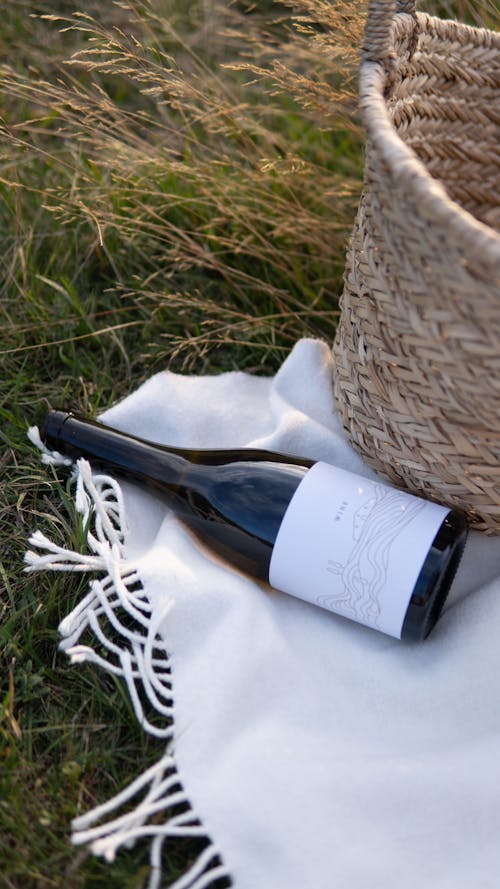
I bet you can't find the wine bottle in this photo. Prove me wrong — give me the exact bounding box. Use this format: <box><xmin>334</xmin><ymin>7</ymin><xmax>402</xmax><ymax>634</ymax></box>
<box><xmin>41</xmin><ymin>409</ymin><xmax>468</xmax><ymax>641</ymax></box>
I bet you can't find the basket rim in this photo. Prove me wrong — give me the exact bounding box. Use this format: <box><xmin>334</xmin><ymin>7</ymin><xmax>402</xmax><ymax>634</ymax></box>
<box><xmin>359</xmin><ymin>11</ymin><xmax>500</xmax><ymax>268</ymax></box>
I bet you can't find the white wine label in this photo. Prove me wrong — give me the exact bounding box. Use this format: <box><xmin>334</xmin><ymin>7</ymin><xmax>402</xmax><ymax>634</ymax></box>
<box><xmin>269</xmin><ymin>462</ymin><xmax>449</xmax><ymax>638</ymax></box>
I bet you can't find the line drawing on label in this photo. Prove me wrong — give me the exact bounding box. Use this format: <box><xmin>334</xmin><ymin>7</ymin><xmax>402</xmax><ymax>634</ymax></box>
<box><xmin>316</xmin><ymin>483</ymin><xmax>426</xmax><ymax>627</ymax></box>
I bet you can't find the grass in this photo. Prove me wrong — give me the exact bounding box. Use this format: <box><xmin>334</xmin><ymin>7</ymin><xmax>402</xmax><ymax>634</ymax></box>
<box><xmin>0</xmin><ymin>1</ymin><xmax>497</xmax><ymax>887</ymax></box>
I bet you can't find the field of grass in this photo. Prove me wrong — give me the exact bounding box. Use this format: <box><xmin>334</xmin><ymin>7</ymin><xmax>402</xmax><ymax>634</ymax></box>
<box><xmin>0</xmin><ymin>1</ymin><xmax>497</xmax><ymax>887</ymax></box>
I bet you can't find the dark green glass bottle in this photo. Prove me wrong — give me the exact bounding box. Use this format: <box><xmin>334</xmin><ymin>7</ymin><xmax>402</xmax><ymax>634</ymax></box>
<box><xmin>41</xmin><ymin>410</ymin><xmax>468</xmax><ymax>641</ymax></box>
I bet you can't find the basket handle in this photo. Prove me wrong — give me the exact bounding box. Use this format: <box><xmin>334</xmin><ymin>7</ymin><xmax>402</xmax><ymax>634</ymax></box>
<box><xmin>363</xmin><ymin>0</ymin><xmax>417</xmax><ymax>64</ymax></box>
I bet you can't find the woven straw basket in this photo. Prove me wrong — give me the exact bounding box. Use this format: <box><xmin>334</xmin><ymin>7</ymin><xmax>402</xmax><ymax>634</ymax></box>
<box><xmin>333</xmin><ymin>0</ymin><xmax>500</xmax><ymax>533</ymax></box>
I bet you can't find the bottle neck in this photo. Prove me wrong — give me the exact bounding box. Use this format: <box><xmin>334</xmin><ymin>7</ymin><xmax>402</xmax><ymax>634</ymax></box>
<box><xmin>42</xmin><ymin>411</ymin><xmax>314</xmax><ymax>471</ymax></box>
<box><xmin>43</xmin><ymin>411</ymin><xmax>192</xmax><ymax>490</ymax></box>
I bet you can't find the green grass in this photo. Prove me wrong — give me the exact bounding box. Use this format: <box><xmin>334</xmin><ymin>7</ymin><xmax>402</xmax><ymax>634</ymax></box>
<box><xmin>0</xmin><ymin>0</ymin><xmax>497</xmax><ymax>886</ymax></box>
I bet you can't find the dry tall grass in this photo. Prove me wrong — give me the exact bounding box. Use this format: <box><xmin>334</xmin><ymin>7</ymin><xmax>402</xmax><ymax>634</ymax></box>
<box><xmin>1</xmin><ymin>0</ymin><xmax>367</xmax><ymax>371</ymax></box>
<box><xmin>2</xmin><ymin>1</ymin><xmax>496</xmax><ymax>370</ymax></box>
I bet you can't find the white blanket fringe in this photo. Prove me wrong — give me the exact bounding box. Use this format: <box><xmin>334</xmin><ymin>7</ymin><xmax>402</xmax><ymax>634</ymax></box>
<box><xmin>27</xmin><ymin>425</ymin><xmax>73</xmax><ymax>467</ymax></box>
<box><xmin>25</xmin><ymin>445</ymin><xmax>231</xmax><ymax>889</ymax></box>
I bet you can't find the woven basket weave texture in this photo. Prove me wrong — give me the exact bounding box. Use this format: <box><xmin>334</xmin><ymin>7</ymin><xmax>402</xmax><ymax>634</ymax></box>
<box><xmin>333</xmin><ymin>1</ymin><xmax>500</xmax><ymax>532</ymax></box>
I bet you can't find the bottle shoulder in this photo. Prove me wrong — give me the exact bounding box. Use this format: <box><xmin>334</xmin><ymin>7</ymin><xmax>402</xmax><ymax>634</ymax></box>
<box><xmin>197</xmin><ymin>460</ymin><xmax>310</xmax><ymax>545</ymax></box>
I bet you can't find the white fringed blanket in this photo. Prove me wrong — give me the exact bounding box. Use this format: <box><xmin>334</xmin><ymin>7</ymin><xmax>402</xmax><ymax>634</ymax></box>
<box><xmin>26</xmin><ymin>339</ymin><xmax>500</xmax><ymax>889</ymax></box>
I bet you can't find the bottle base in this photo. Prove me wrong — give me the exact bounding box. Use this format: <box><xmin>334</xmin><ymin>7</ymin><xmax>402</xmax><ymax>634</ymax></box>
<box><xmin>401</xmin><ymin>511</ymin><xmax>468</xmax><ymax>642</ymax></box>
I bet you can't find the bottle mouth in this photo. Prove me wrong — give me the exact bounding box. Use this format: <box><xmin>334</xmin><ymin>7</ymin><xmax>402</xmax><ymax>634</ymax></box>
<box><xmin>40</xmin><ymin>410</ymin><xmax>71</xmax><ymax>450</ymax></box>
